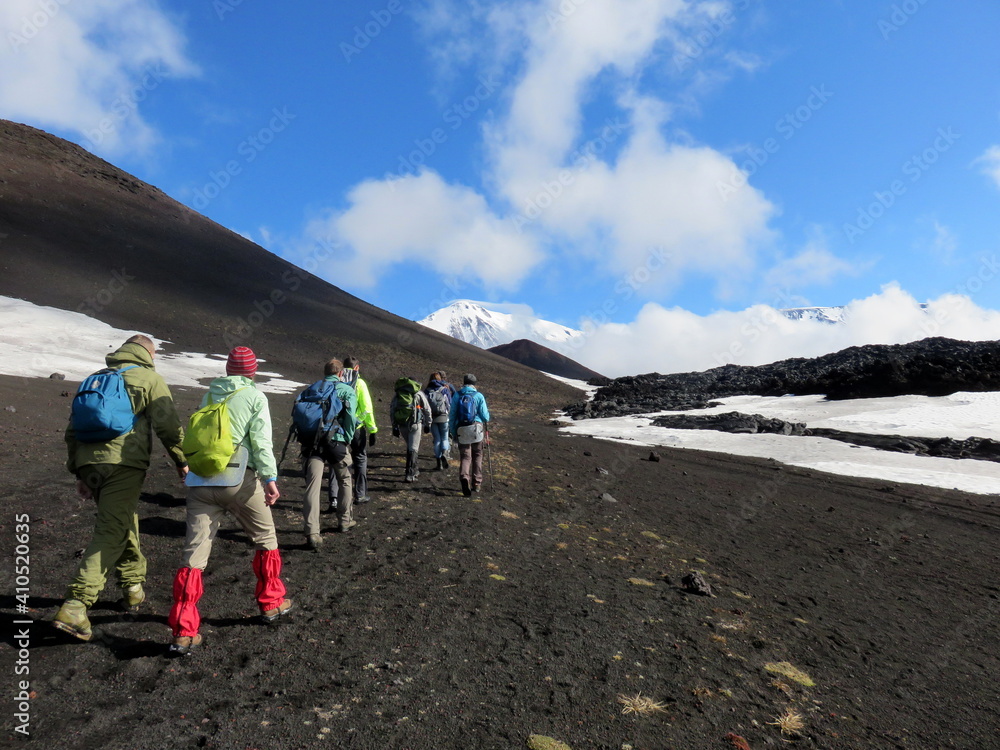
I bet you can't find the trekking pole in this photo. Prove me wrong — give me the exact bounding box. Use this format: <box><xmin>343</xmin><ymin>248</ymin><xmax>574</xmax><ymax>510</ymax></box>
<box><xmin>485</xmin><ymin>426</ymin><xmax>494</xmax><ymax>492</ymax></box>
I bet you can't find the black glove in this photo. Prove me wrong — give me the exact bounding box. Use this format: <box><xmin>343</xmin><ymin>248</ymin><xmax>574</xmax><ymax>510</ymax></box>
<box><xmin>392</xmin><ymin>425</ymin><xmax>400</xmax><ymax>438</ymax></box>
<box><xmin>368</xmin><ymin>432</ymin><xmax>376</xmax><ymax>447</ymax></box>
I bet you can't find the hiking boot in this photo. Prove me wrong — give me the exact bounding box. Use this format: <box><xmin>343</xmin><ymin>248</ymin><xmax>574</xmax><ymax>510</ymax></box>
<box><xmin>324</xmin><ymin>500</ymin><xmax>337</xmax><ymax>514</ymax></box>
<box><xmin>471</xmin><ymin>483</ymin><xmax>481</xmax><ymax>494</ymax></box>
<box><xmin>441</xmin><ymin>456</ymin><xmax>450</xmax><ymax>470</ymax></box>
<box><xmin>52</xmin><ymin>599</ymin><xmax>92</xmax><ymax>642</ymax></box>
<box><xmin>338</xmin><ymin>519</ymin><xmax>358</xmax><ymax>533</ymax></box>
<box><xmin>262</xmin><ymin>599</ymin><xmax>294</xmax><ymax>623</ymax></box>
<box><xmin>120</xmin><ymin>583</ymin><xmax>145</xmax><ymax>613</ymax></box>
<box><xmin>354</xmin><ymin>495</ymin><xmax>371</xmax><ymax>505</ymax></box>
<box><xmin>168</xmin><ymin>633</ymin><xmax>203</xmax><ymax>657</ymax></box>
<box><xmin>460</xmin><ymin>478</ymin><xmax>472</xmax><ymax>497</ymax></box>
<box><xmin>307</xmin><ymin>533</ymin><xmax>324</xmax><ymax>550</ymax></box>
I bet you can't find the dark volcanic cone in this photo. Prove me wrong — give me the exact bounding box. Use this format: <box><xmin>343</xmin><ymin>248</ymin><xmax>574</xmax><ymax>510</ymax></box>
<box><xmin>488</xmin><ymin>338</ymin><xmax>606</xmax><ymax>381</ymax></box>
<box><xmin>0</xmin><ymin>118</ymin><xmax>578</xmax><ymax>406</ymax></box>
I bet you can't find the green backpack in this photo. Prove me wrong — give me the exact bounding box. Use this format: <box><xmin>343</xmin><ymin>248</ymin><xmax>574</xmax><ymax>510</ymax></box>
<box><xmin>182</xmin><ymin>388</ymin><xmax>247</xmax><ymax>477</ymax></box>
<box><xmin>392</xmin><ymin>377</ymin><xmax>422</xmax><ymax>425</ymax></box>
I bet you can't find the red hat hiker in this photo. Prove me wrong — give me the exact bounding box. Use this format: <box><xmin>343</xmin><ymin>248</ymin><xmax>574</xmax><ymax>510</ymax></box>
<box><xmin>226</xmin><ymin>346</ymin><xmax>258</xmax><ymax>377</ymax></box>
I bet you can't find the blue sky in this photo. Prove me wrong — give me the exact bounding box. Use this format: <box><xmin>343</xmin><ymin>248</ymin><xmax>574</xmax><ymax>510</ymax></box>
<box><xmin>3</xmin><ymin>0</ymin><xmax>1000</xmax><ymax>374</ymax></box>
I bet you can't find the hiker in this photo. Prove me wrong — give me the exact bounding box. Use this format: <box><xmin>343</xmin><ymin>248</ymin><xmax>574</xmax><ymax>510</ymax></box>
<box><xmin>389</xmin><ymin>376</ymin><xmax>432</xmax><ymax>482</ymax></box>
<box><xmin>449</xmin><ymin>373</ymin><xmax>491</xmax><ymax>497</ymax></box>
<box><xmin>341</xmin><ymin>356</ymin><xmax>377</xmax><ymax>506</ymax></box>
<box><xmin>424</xmin><ymin>372</ymin><xmax>456</xmax><ymax>470</ymax></box>
<box><xmin>52</xmin><ymin>334</ymin><xmax>188</xmax><ymax>642</ymax></box>
<box><xmin>437</xmin><ymin>370</ymin><xmax>459</xmax><ymax>461</ymax></box>
<box><xmin>298</xmin><ymin>358</ymin><xmax>358</xmax><ymax>546</ymax></box>
<box><xmin>167</xmin><ymin>346</ymin><xmax>291</xmax><ymax>656</ymax></box>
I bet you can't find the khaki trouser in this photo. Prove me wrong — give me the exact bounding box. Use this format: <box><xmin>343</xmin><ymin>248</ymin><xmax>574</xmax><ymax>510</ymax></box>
<box><xmin>303</xmin><ymin>442</ymin><xmax>353</xmax><ymax>534</ymax></box>
<box><xmin>181</xmin><ymin>469</ymin><xmax>278</xmax><ymax>570</ymax></box>
<box><xmin>458</xmin><ymin>441</ymin><xmax>484</xmax><ymax>488</ymax></box>
<box><xmin>66</xmin><ymin>464</ymin><xmax>147</xmax><ymax>606</ymax></box>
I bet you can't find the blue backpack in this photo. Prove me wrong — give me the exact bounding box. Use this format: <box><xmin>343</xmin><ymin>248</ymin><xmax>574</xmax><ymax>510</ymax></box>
<box><xmin>291</xmin><ymin>379</ymin><xmax>344</xmax><ymax>447</ymax></box>
<box><xmin>456</xmin><ymin>391</ymin><xmax>477</xmax><ymax>427</ymax></box>
<box><xmin>70</xmin><ymin>365</ymin><xmax>139</xmax><ymax>442</ymax></box>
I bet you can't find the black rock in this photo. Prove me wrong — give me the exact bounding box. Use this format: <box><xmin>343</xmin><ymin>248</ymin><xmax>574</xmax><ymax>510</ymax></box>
<box><xmin>565</xmin><ymin>338</ymin><xmax>1000</xmax><ymax>420</ymax></box>
<box><xmin>681</xmin><ymin>572</ymin><xmax>713</xmax><ymax>597</ymax></box>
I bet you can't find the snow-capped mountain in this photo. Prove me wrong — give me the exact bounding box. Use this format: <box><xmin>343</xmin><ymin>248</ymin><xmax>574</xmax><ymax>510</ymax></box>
<box><xmin>417</xmin><ymin>300</ymin><xmax>583</xmax><ymax>353</ymax></box>
<box><xmin>780</xmin><ymin>306</ymin><xmax>846</xmax><ymax>324</ymax></box>
<box><xmin>418</xmin><ymin>301</ymin><xmax>848</xmax><ymax>352</ymax></box>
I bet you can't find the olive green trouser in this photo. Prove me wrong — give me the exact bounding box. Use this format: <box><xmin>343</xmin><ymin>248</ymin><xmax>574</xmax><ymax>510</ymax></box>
<box><xmin>66</xmin><ymin>464</ymin><xmax>147</xmax><ymax>607</ymax></box>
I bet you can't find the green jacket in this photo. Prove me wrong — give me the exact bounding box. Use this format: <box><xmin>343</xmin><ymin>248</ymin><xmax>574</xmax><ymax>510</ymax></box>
<box><xmin>66</xmin><ymin>342</ymin><xmax>186</xmax><ymax>474</ymax></box>
<box><xmin>354</xmin><ymin>377</ymin><xmax>377</xmax><ymax>434</ymax></box>
<box><xmin>201</xmin><ymin>375</ymin><xmax>278</xmax><ymax>482</ymax></box>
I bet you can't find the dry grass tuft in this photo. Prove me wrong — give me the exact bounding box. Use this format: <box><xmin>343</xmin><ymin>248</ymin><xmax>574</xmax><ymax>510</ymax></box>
<box><xmin>771</xmin><ymin>678</ymin><xmax>793</xmax><ymax>696</ymax></box>
<box><xmin>627</xmin><ymin>577</ymin><xmax>656</xmax><ymax>587</ymax></box>
<box><xmin>764</xmin><ymin>661</ymin><xmax>815</xmax><ymax>687</ymax></box>
<box><xmin>768</xmin><ymin>708</ymin><xmax>805</xmax><ymax>736</ymax></box>
<box><xmin>617</xmin><ymin>693</ymin><xmax>668</xmax><ymax>716</ymax></box>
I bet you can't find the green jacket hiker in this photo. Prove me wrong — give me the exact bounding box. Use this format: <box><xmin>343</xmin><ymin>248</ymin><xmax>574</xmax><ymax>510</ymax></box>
<box><xmin>196</xmin><ymin>374</ymin><xmax>278</xmax><ymax>482</ymax></box>
<box><xmin>65</xmin><ymin>340</ymin><xmax>187</xmax><ymax>473</ymax></box>
<box><xmin>53</xmin><ymin>335</ymin><xmax>187</xmax><ymax>642</ymax></box>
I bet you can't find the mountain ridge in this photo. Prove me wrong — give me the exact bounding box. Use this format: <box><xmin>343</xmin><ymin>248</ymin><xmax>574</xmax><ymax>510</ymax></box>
<box><xmin>418</xmin><ymin>299</ymin><xmax>847</xmax><ymax>357</ymax></box>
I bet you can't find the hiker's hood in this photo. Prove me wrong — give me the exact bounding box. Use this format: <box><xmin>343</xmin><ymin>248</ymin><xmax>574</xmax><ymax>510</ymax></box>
<box><xmin>208</xmin><ymin>374</ymin><xmax>255</xmax><ymax>399</ymax></box>
<box><xmin>458</xmin><ymin>385</ymin><xmax>478</xmax><ymax>394</ymax></box>
<box><xmin>429</xmin><ymin>379</ymin><xmax>447</xmax><ymax>389</ymax></box>
<box><xmin>106</xmin><ymin>342</ymin><xmax>154</xmax><ymax>369</ymax></box>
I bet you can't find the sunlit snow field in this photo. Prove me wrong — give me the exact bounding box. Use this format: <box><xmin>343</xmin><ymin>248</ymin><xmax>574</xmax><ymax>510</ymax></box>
<box><xmin>548</xmin><ymin>377</ymin><xmax>1000</xmax><ymax>496</ymax></box>
<box><xmin>3</xmin><ymin>295</ymin><xmax>999</xmax><ymax>496</ymax></box>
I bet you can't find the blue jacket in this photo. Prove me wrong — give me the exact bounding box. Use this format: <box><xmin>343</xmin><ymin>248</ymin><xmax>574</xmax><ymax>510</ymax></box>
<box><xmin>449</xmin><ymin>386</ymin><xmax>489</xmax><ymax>436</ymax></box>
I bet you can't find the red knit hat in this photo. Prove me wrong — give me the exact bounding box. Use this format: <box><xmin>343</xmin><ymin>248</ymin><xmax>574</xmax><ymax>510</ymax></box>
<box><xmin>226</xmin><ymin>346</ymin><xmax>258</xmax><ymax>377</ymax></box>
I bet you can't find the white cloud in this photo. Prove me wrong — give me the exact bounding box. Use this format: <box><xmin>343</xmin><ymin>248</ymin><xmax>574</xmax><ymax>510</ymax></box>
<box><xmin>297</xmin><ymin>0</ymin><xmax>817</xmax><ymax>297</ymax></box>
<box><xmin>0</xmin><ymin>0</ymin><xmax>198</xmax><ymax>156</ymax></box>
<box><xmin>486</xmin><ymin>0</ymin><xmax>779</xmax><ymax>287</ymax></box>
<box><xmin>977</xmin><ymin>145</ymin><xmax>1000</xmax><ymax>190</ymax></box>
<box><xmin>569</xmin><ymin>284</ymin><xmax>1000</xmax><ymax>378</ymax></box>
<box><xmin>762</xmin><ymin>236</ymin><xmax>858</xmax><ymax>293</ymax></box>
<box><xmin>299</xmin><ymin>170</ymin><xmax>541</xmax><ymax>289</ymax></box>
<box><xmin>931</xmin><ymin>221</ymin><xmax>958</xmax><ymax>263</ymax></box>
